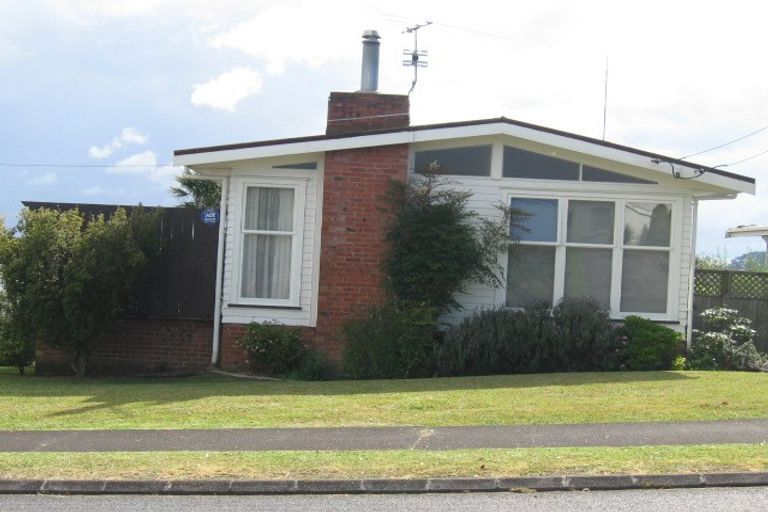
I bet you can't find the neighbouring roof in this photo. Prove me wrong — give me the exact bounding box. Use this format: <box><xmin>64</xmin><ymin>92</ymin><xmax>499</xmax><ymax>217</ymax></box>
<box><xmin>174</xmin><ymin>116</ymin><xmax>755</xmax><ymax>193</ymax></box>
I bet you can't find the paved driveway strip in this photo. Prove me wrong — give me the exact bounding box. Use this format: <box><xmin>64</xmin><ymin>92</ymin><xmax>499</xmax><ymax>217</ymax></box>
<box><xmin>1</xmin><ymin>419</ymin><xmax>767</xmax><ymax>452</ymax></box>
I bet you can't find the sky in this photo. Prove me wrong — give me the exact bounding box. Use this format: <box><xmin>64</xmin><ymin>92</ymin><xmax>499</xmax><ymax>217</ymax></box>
<box><xmin>1</xmin><ymin>0</ymin><xmax>767</xmax><ymax>258</ymax></box>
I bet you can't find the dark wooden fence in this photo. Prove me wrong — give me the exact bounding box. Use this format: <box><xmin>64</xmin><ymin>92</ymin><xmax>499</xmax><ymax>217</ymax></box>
<box><xmin>22</xmin><ymin>202</ymin><xmax>219</xmax><ymax>320</ymax></box>
<box><xmin>693</xmin><ymin>268</ymin><xmax>768</xmax><ymax>352</ymax></box>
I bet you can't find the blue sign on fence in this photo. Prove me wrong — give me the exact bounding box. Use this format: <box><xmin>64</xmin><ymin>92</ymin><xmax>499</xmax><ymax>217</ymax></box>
<box><xmin>201</xmin><ymin>208</ymin><xmax>220</xmax><ymax>226</ymax></box>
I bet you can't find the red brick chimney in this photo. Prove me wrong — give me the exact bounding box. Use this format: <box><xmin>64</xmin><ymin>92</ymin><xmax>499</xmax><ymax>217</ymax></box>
<box><xmin>325</xmin><ymin>30</ymin><xmax>409</xmax><ymax>135</ymax></box>
<box><xmin>326</xmin><ymin>92</ymin><xmax>410</xmax><ymax>135</ymax></box>
<box><xmin>307</xmin><ymin>30</ymin><xmax>411</xmax><ymax>361</ymax></box>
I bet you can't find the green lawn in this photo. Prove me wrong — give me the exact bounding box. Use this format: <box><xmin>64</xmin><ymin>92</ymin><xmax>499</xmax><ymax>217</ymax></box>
<box><xmin>1</xmin><ymin>445</ymin><xmax>767</xmax><ymax>480</ymax></box>
<box><xmin>0</xmin><ymin>367</ymin><xmax>766</xmax><ymax>430</ymax></box>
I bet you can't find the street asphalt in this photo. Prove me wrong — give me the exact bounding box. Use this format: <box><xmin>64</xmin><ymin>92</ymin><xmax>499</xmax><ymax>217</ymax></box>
<box><xmin>1</xmin><ymin>419</ymin><xmax>767</xmax><ymax>452</ymax></box>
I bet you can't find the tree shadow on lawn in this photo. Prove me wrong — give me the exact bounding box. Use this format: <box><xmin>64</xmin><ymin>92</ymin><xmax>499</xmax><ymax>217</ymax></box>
<box><xmin>0</xmin><ymin>370</ymin><xmax>705</xmax><ymax>426</ymax></box>
<box><xmin>0</xmin><ymin>370</ymin><xmax>698</xmax><ymax>421</ymax></box>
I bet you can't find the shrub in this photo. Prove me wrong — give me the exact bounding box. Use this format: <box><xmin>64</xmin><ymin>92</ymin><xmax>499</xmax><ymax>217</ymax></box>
<box><xmin>239</xmin><ymin>321</ymin><xmax>304</xmax><ymax>376</ymax></box>
<box><xmin>436</xmin><ymin>298</ymin><xmax>621</xmax><ymax>376</ymax></box>
<box><xmin>291</xmin><ymin>348</ymin><xmax>336</xmax><ymax>381</ymax></box>
<box><xmin>383</xmin><ymin>168</ymin><xmax>523</xmax><ymax>312</ymax></box>
<box><xmin>0</xmin><ymin>207</ymin><xmax>161</xmax><ymax>376</ymax></box>
<box><xmin>550</xmin><ymin>298</ymin><xmax>621</xmax><ymax>372</ymax></box>
<box><xmin>343</xmin><ymin>302</ymin><xmax>438</xmax><ymax>379</ymax></box>
<box><xmin>0</xmin><ymin>293</ymin><xmax>34</xmax><ymax>374</ymax></box>
<box><xmin>688</xmin><ymin>308</ymin><xmax>767</xmax><ymax>371</ymax></box>
<box><xmin>618</xmin><ymin>316</ymin><xmax>682</xmax><ymax>371</ymax></box>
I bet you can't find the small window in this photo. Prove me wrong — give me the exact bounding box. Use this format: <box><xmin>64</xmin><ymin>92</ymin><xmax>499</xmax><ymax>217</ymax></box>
<box><xmin>624</xmin><ymin>202</ymin><xmax>671</xmax><ymax>247</ymax></box>
<box><xmin>414</xmin><ymin>145</ymin><xmax>491</xmax><ymax>176</ymax></box>
<box><xmin>503</xmin><ymin>146</ymin><xmax>579</xmax><ymax>180</ymax></box>
<box><xmin>272</xmin><ymin>162</ymin><xmax>318</xmax><ymax>169</ymax></box>
<box><xmin>241</xmin><ymin>186</ymin><xmax>298</xmax><ymax>301</ymax></box>
<box><xmin>510</xmin><ymin>198</ymin><xmax>558</xmax><ymax>242</ymax></box>
<box><xmin>507</xmin><ymin>245</ymin><xmax>556</xmax><ymax>307</ymax></box>
<box><xmin>583</xmin><ymin>165</ymin><xmax>655</xmax><ymax>184</ymax></box>
<box><xmin>567</xmin><ymin>200</ymin><xmax>614</xmax><ymax>244</ymax></box>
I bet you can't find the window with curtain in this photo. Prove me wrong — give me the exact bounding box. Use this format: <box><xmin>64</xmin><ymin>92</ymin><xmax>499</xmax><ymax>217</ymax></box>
<box><xmin>506</xmin><ymin>195</ymin><xmax>674</xmax><ymax>317</ymax></box>
<box><xmin>240</xmin><ymin>186</ymin><xmax>297</xmax><ymax>301</ymax></box>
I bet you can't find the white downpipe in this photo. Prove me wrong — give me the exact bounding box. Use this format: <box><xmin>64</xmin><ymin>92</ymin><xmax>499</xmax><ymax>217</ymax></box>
<box><xmin>211</xmin><ymin>176</ymin><xmax>229</xmax><ymax>366</ymax></box>
<box><xmin>686</xmin><ymin>198</ymin><xmax>699</xmax><ymax>350</ymax></box>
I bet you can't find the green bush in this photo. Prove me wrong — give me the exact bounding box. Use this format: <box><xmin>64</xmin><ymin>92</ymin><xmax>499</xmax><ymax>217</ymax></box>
<box><xmin>239</xmin><ymin>321</ymin><xmax>304</xmax><ymax>376</ymax></box>
<box><xmin>550</xmin><ymin>298</ymin><xmax>621</xmax><ymax>372</ymax></box>
<box><xmin>688</xmin><ymin>308</ymin><xmax>767</xmax><ymax>371</ymax></box>
<box><xmin>436</xmin><ymin>298</ymin><xmax>621</xmax><ymax>376</ymax></box>
<box><xmin>0</xmin><ymin>207</ymin><xmax>161</xmax><ymax>375</ymax></box>
<box><xmin>343</xmin><ymin>302</ymin><xmax>438</xmax><ymax>379</ymax></box>
<box><xmin>618</xmin><ymin>316</ymin><xmax>682</xmax><ymax>371</ymax></box>
<box><xmin>291</xmin><ymin>348</ymin><xmax>336</xmax><ymax>381</ymax></box>
<box><xmin>383</xmin><ymin>169</ymin><xmax>522</xmax><ymax>312</ymax></box>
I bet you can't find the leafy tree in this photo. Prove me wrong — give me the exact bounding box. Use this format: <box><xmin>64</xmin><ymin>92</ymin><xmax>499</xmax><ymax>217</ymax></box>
<box><xmin>0</xmin><ymin>207</ymin><xmax>161</xmax><ymax>375</ymax></box>
<box><xmin>170</xmin><ymin>174</ymin><xmax>221</xmax><ymax>208</ymax></box>
<box><xmin>383</xmin><ymin>166</ymin><xmax>525</xmax><ymax>313</ymax></box>
<box><xmin>730</xmin><ymin>251</ymin><xmax>767</xmax><ymax>272</ymax></box>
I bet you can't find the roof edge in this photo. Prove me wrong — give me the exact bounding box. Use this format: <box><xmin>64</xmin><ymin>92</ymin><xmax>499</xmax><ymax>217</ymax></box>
<box><xmin>174</xmin><ymin>117</ymin><xmax>754</xmax><ymax>185</ymax></box>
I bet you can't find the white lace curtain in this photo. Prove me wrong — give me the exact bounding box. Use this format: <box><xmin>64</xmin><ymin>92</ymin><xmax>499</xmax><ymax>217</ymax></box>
<box><xmin>241</xmin><ymin>187</ymin><xmax>294</xmax><ymax>300</ymax></box>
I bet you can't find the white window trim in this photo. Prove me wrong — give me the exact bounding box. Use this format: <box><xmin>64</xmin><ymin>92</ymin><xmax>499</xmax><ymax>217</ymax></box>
<box><xmin>233</xmin><ymin>178</ymin><xmax>307</xmax><ymax>308</ymax></box>
<box><xmin>500</xmin><ymin>188</ymin><xmax>682</xmax><ymax>321</ymax></box>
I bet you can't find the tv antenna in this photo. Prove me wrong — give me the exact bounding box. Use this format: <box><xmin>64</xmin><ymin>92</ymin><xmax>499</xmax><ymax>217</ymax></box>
<box><xmin>403</xmin><ymin>21</ymin><xmax>432</xmax><ymax>94</ymax></box>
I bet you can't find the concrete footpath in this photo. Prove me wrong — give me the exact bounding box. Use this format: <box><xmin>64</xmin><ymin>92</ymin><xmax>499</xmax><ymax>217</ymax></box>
<box><xmin>1</xmin><ymin>419</ymin><xmax>767</xmax><ymax>452</ymax></box>
<box><xmin>2</xmin><ymin>419</ymin><xmax>768</xmax><ymax>495</ymax></box>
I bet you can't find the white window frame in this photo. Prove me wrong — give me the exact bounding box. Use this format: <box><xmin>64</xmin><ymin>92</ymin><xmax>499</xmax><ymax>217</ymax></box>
<box><xmin>234</xmin><ymin>178</ymin><xmax>307</xmax><ymax>307</ymax></box>
<box><xmin>502</xmin><ymin>189</ymin><xmax>682</xmax><ymax>321</ymax></box>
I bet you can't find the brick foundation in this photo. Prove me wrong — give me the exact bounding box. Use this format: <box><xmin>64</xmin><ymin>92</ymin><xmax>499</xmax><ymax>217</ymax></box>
<box><xmin>35</xmin><ymin>318</ymin><xmax>213</xmax><ymax>376</ymax></box>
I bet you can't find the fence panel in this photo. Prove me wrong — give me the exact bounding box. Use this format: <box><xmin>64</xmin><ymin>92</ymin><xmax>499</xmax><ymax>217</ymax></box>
<box><xmin>693</xmin><ymin>269</ymin><xmax>768</xmax><ymax>353</ymax></box>
<box><xmin>22</xmin><ymin>202</ymin><xmax>219</xmax><ymax>320</ymax></box>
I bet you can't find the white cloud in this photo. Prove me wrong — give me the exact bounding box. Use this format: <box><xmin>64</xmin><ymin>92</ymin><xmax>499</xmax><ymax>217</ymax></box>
<box><xmin>107</xmin><ymin>150</ymin><xmax>158</xmax><ymax>175</ymax></box>
<box><xmin>26</xmin><ymin>172</ymin><xmax>58</xmax><ymax>186</ymax></box>
<box><xmin>105</xmin><ymin>150</ymin><xmax>179</xmax><ymax>186</ymax></box>
<box><xmin>208</xmin><ymin>4</ymin><xmax>368</xmax><ymax>75</ymax></box>
<box><xmin>190</xmin><ymin>66</ymin><xmax>263</xmax><ymax>111</ymax></box>
<box><xmin>88</xmin><ymin>127</ymin><xmax>149</xmax><ymax>159</ymax></box>
<box><xmin>80</xmin><ymin>185</ymin><xmax>107</xmax><ymax>196</ymax></box>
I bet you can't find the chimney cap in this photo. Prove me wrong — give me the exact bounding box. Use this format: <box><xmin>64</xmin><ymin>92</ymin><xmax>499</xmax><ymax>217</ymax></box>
<box><xmin>362</xmin><ymin>29</ymin><xmax>380</xmax><ymax>41</ymax></box>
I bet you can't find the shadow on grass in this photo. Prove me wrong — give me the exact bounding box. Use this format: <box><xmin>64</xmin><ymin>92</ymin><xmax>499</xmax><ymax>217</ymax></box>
<box><xmin>0</xmin><ymin>366</ymin><xmax>701</xmax><ymax>421</ymax></box>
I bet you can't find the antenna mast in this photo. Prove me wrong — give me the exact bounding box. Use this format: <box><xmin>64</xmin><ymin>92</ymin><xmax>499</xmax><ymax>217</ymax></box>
<box><xmin>403</xmin><ymin>21</ymin><xmax>432</xmax><ymax>95</ymax></box>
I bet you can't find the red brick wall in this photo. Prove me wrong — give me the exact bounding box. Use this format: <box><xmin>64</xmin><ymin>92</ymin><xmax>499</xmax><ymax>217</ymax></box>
<box><xmin>35</xmin><ymin>318</ymin><xmax>213</xmax><ymax>375</ymax></box>
<box><xmin>220</xmin><ymin>323</ymin><xmax>248</xmax><ymax>372</ymax></box>
<box><xmin>218</xmin><ymin>91</ymin><xmax>412</xmax><ymax>370</ymax></box>
<box><xmin>305</xmin><ymin>144</ymin><xmax>410</xmax><ymax>361</ymax></box>
<box><xmin>326</xmin><ymin>92</ymin><xmax>409</xmax><ymax>135</ymax></box>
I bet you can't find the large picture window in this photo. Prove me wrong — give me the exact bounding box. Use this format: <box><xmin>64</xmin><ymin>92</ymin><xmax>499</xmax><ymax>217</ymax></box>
<box><xmin>506</xmin><ymin>194</ymin><xmax>675</xmax><ymax>318</ymax></box>
<box><xmin>239</xmin><ymin>182</ymin><xmax>304</xmax><ymax>306</ymax></box>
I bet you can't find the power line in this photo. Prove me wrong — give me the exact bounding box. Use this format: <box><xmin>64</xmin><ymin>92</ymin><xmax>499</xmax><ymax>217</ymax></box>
<box><xmin>0</xmin><ymin>163</ymin><xmax>181</xmax><ymax>168</ymax></box>
<box><xmin>680</xmin><ymin>124</ymin><xmax>768</xmax><ymax>160</ymax></box>
<box><xmin>717</xmin><ymin>148</ymin><xmax>768</xmax><ymax>168</ymax></box>
<box><xmin>431</xmin><ymin>21</ymin><xmax>517</xmax><ymax>42</ymax></box>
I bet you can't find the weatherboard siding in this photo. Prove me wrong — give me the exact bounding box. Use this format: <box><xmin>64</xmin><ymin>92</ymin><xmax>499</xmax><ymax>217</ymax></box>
<box><xmin>221</xmin><ymin>159</ymin><xmax>323</xmax><ymax>327</ymax></box>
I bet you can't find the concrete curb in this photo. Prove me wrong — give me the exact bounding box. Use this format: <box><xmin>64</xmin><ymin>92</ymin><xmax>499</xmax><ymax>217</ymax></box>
<box><xmin>0</xmin><ymin>472</ymin><xmax>767</xmax><ymax>495</ymax></box>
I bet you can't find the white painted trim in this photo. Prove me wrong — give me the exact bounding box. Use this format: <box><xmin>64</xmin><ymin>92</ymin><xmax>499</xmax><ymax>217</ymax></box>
<box><xmin>175</xmin><ymin>122</ymin><xmax>754</xmax><ymax>195</ymax></box>
<box><xmin>233</xmin><ymin>178</ymin><xmax>308</xmax><ymax>308</ymax></box>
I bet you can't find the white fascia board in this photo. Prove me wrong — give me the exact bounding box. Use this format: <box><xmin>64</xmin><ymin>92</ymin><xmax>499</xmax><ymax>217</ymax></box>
<box><xmin>174</xmin><ymin>122</ymin><xmax>755</xmax><ymax>195</ymax></box>
<box><xmin>174</xmin><ymin>132</ymin><xmax>412</xmax><ymax>167</ymax></box>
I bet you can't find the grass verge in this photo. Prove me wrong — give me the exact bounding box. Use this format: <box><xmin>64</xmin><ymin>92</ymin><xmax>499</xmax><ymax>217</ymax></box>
<box><xmin>1</xmin><ymin>445</ymin><xmax>767</xmax><ymax>480</ymax></box>
<box><xmin>1</xmin><ymin>368</ymin><xmax>767</xmax><ymax>430</ymax></box>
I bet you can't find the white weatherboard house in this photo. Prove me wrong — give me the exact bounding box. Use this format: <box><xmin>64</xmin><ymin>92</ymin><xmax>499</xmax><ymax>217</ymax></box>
<box><xmin>174</xmin><ymin>32</ymin><xmax>755</xmax><ymax>369</ymax></box>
